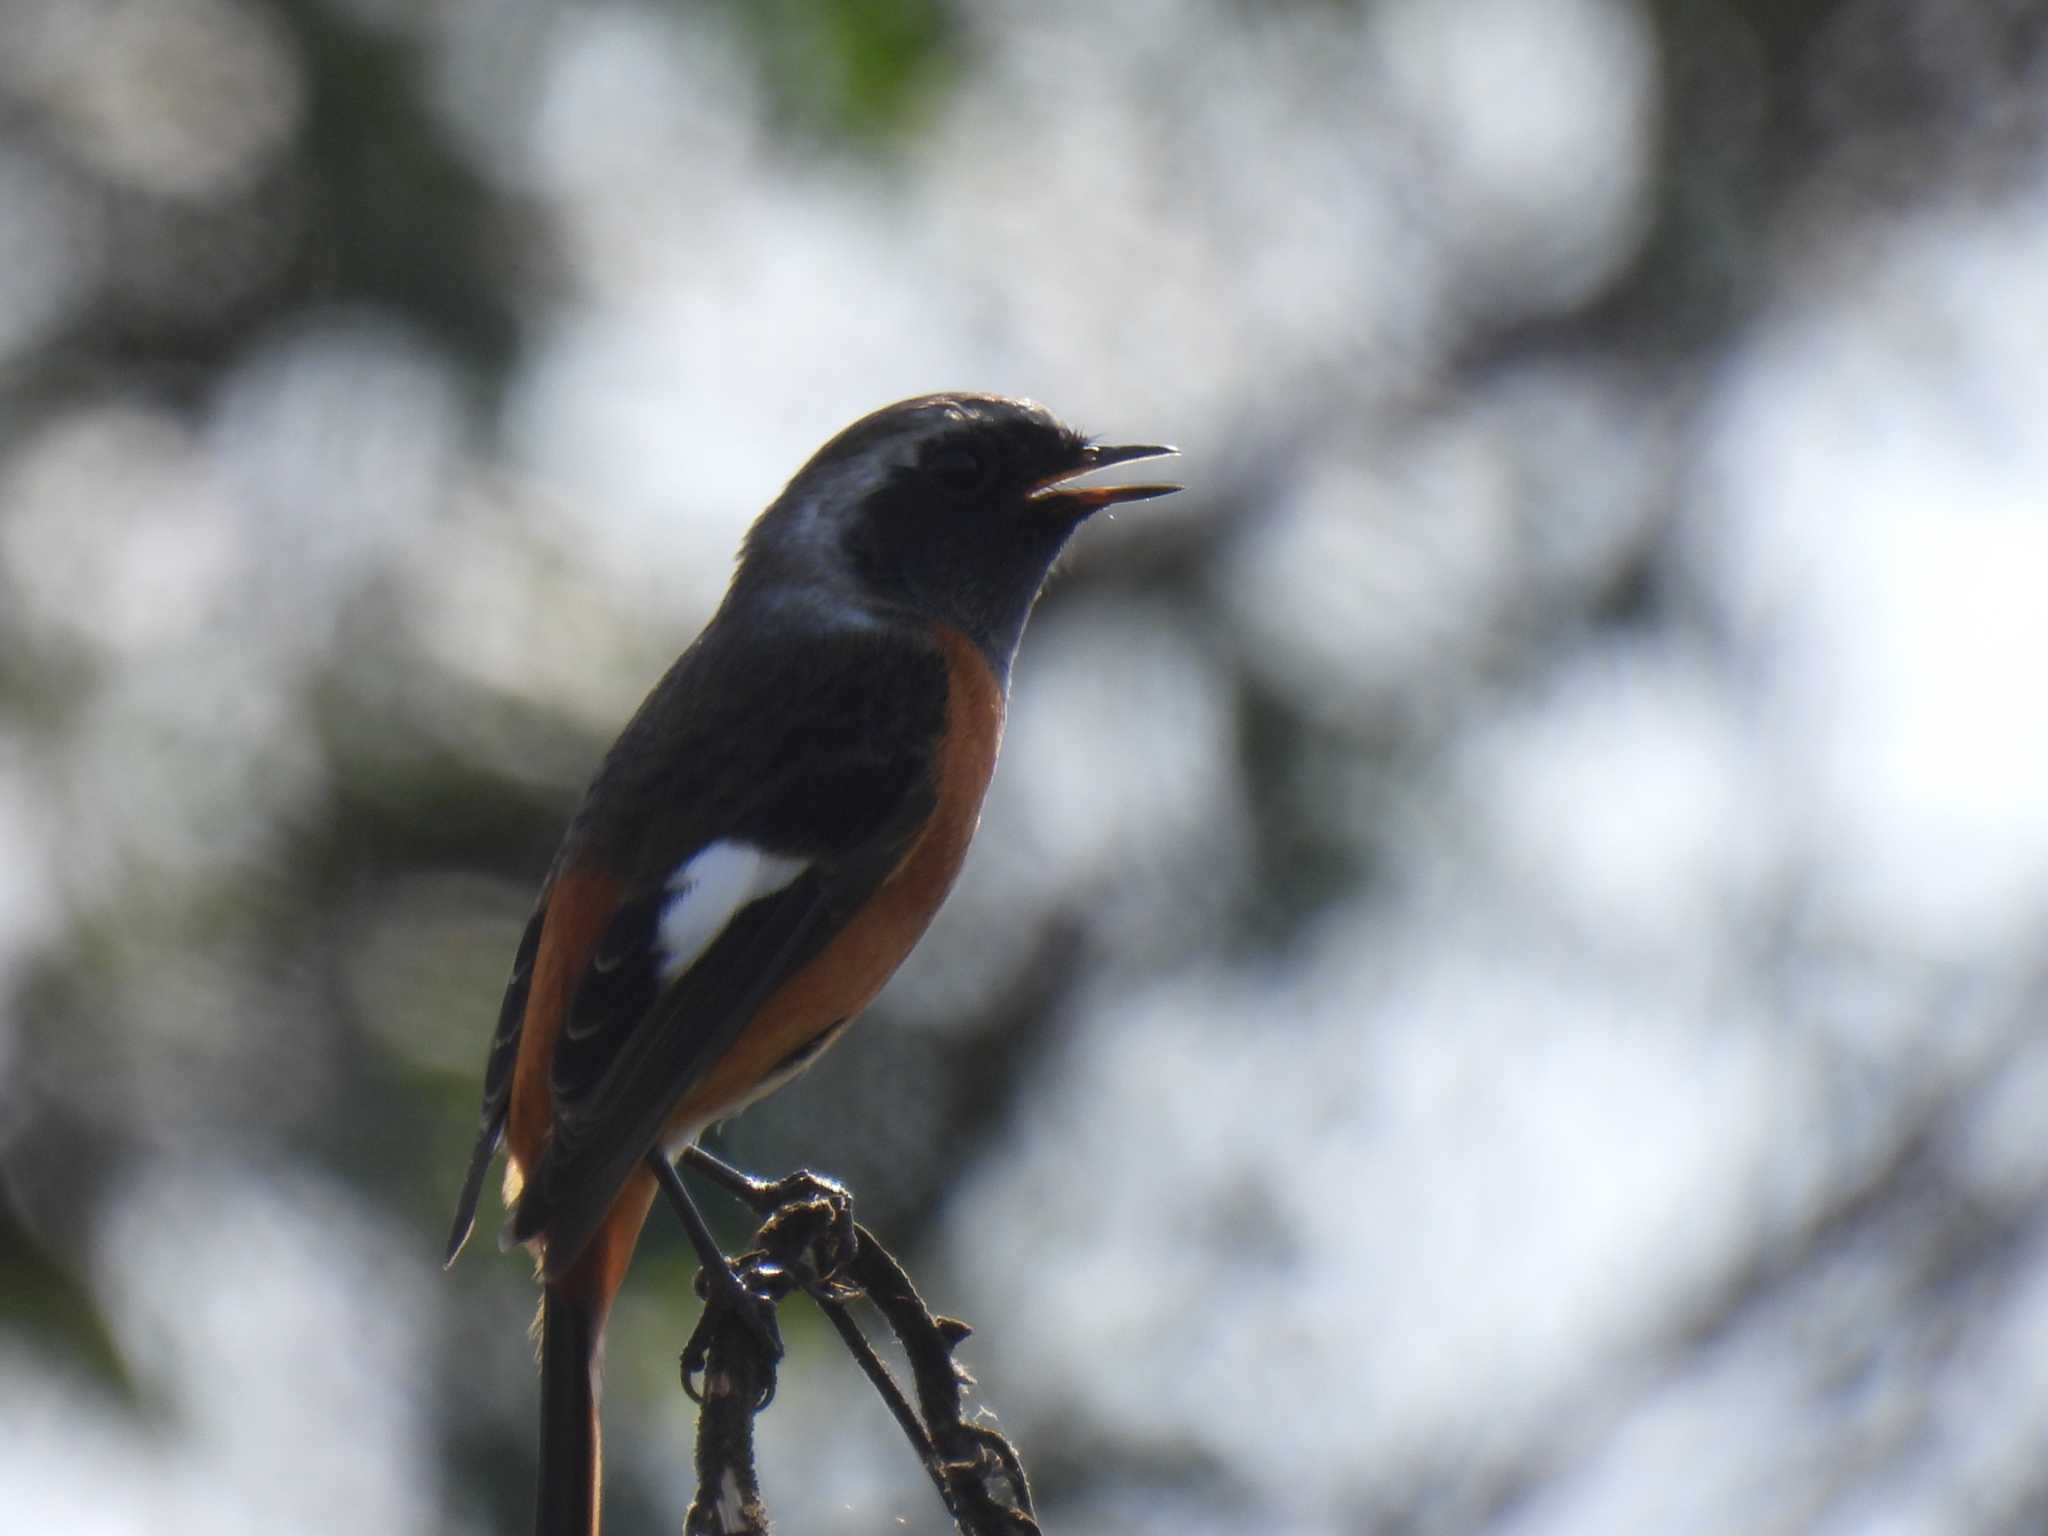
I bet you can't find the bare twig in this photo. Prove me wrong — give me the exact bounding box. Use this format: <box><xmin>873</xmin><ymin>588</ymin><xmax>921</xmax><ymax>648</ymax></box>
<box><xmin>672</xmin><ymin>1148</ymin><xmax>1039</xmax><ymax>1534</ymax></box>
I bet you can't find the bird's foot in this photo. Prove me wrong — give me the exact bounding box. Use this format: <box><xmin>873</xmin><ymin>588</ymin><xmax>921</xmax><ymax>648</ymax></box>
<box><xmin>681</xmin><ymin>1253</ymin><xmax>786</xmax><ymax>1408</ymax></box>
<box><xmin>751</xmin><ymin>1172</ymin><xmax>858</xmax><ymax>1290</ymax></box>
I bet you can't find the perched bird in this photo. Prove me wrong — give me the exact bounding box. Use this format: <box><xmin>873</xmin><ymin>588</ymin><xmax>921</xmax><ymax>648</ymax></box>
<box><xmin>444</xmin><ymin>393</ymin><xmax>1177</xmax><ymax>1536</ymax></box>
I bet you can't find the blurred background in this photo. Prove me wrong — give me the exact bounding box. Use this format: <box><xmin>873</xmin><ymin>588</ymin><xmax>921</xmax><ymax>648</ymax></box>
<box><xmin>3</xmin><ymin>0</ymin><xmax>2046</xmax><ymax>1532</ymax></box>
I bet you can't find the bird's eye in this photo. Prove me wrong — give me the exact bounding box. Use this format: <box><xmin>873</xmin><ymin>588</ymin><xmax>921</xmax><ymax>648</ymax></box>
<box><xmin>921</xmin><ymin>444</ymin><xmax>983</xmax><ymax>489</ymax></box>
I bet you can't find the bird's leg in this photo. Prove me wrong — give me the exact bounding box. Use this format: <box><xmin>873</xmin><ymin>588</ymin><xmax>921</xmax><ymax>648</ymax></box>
<box><xmin>682</xmin><ymin>1144</ymin><xmax>857</xmax><ymax>1257</ymax></box>
<box><xmin>648</xmin><ymin>1150</ymin><xmax>785</xmax><ymax>1377</ymax></box>
<box><xmin>678</xmin><ymin>1144</ymin><xmax>781</xmax><ymax>1208</ymax></box>
<box><xmin>681</xmin><ymin>1146</ymin><xmax>862</xmax><ymax>1313</ymax></box>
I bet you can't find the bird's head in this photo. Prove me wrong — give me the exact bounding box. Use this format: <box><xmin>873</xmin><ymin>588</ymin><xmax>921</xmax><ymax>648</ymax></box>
<box><xmin>743</xmin><ymin>394</ymin><xmax>1178</xmax><ymax>671</ymax></box>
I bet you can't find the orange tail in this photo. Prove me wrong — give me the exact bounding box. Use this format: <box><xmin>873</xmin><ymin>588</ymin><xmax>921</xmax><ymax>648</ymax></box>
<box><xmin>537</xmin><ymin>1284</ymin><xmax>602</xmax><ymax>1536</ymax></box>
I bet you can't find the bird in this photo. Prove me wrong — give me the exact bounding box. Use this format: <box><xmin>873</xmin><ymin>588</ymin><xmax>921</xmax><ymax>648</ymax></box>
<box><xmin>443</xmin><ymin>393</ymin><xmax>1178</xmax><ymax>1536</ymax></box>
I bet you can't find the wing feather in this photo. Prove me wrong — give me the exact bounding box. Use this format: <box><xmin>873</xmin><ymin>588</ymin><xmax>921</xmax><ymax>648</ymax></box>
<box><xmin>444</xmin><ymin>896</ymin><xmax>546</xmax><ymax>1265</ymax></box>
<box><xmin>487</xmin><ymin>613</ymin><xmax>951</xmax><ymax>1274</ymax></box>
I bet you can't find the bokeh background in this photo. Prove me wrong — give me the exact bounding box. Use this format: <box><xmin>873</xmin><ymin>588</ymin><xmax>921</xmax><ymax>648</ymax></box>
<box><xmin>4</xmin><ymin>1</ymin><xmax>2047</xmax><ymax>1532</ymax></box>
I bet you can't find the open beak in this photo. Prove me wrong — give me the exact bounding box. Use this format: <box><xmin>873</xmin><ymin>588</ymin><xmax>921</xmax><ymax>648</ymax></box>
<box><xmin>1029</xmin><ymin>441</ymin><xmax>1182</xmax><ymax>513</ymax></box>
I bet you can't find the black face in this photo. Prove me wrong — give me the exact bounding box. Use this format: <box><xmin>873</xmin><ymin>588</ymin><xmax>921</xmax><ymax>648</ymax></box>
<box><xmin>759</xmin><ymin>395</ymin><xmax>1173</xmax><ymax>672</ymax></box>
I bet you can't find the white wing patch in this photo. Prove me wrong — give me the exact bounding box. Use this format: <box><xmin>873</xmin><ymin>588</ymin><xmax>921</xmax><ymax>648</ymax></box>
<box><xmin>656</xmin><ymin>841</ymin><xmax>810</xmax><ymax>984</ymax></box>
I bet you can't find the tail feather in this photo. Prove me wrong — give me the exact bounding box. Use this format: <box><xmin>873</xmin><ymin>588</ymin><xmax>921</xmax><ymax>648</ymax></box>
<box><xmin>537</xmin><ymin>1286</ymin><xmax>602</xmax><ymax>1536</ymax></box>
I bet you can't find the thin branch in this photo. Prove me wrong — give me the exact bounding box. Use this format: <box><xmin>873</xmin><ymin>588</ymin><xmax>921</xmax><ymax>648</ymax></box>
<box><xmin>670</xmin><ymin>1148</ymin><xmax>1039</xmax><ymax>1534</ymax></box>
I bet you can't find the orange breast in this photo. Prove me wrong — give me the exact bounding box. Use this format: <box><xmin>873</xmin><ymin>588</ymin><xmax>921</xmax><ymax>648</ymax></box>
<box><xmin>661</xmin><ymin>624</ymin><xmax>1006</xmax><ymax>1134</ymax></box>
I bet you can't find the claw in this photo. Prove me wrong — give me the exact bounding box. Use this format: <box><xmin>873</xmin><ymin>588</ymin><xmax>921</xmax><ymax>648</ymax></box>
<box><xmin>680</xmin><ymin>1258</ymin><xmax>783</xmax><ymax>1409</ymax></box>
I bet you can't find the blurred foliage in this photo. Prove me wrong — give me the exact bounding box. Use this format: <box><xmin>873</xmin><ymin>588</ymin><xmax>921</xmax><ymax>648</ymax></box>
<box><xmin>285</xmin><ymin>1</ymin><xmax>519</xmax><ymax>372</ymax></box>
<box><xmin>719</xmin><ymin>0</ymin><xmax>964</xmax><ymax>147</ymax></box>
<box><xmin>0</xmin><ymin>1193</ymin><xmax>130</xmax><ymax>1398</ymax></box>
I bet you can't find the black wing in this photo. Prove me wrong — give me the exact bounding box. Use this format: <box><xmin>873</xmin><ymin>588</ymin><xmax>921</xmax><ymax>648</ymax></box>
<box><xmin>444</xmin><ymin>898</ymin><xmax>545</xmax><ymax>1265</ymax></box>
<box><xmin>509</xmin><ymin>817</ymin><xmax>924</xmax><ymax>1278</ymax></box>
<box><xmin>500</xmin><ymin>608</ymin><xmax>951</xmax><ymax>1275</ymax></box>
